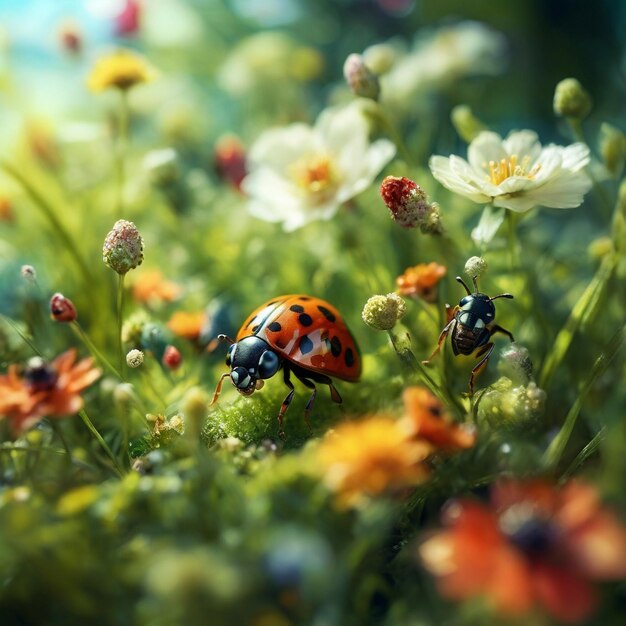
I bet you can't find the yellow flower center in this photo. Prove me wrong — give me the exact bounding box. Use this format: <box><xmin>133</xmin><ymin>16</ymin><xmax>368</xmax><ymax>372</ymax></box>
<box><xmin>291</xmin><ymin>154</ymin><xmax>336</xmax><ymax>195</ymax></box>
<box><xmin>484</xmin><ymin>155</ymin><xmax>541</xmax><ymax>185</ymax></box>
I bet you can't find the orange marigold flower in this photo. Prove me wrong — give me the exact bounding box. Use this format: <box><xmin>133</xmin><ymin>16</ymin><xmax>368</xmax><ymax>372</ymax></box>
<box><xmin>400</xmin><ymin>387</ymin><xmax>475</xmax><ymax>451</ymax></box>
<box><xmin>0</xmin><ymin>350</ymin><xmax>101</xmax><ymax>434</ymax></box>
<box><xmin>316</xmin><ymin>416</ymin><xmax>432</xmax><ymax>508</ymax></box>
<box><xmin>167</xmin><ymin>310</ymin><xmax>206</xmax><ymax>341</ymax></box>
<box><xmin>419</xmin><ymin>479</ymin><xmax>626</xmax><ymax>623</ymax></box>
<box><xmin>132</xmin><ymin>269</ymin><xmax>181</xmax><ymax>306</ymax></box>
<box><xmin>396</xmin><ymin>262</ymin><xmax>447</xmax><ymax>302</ymax></box>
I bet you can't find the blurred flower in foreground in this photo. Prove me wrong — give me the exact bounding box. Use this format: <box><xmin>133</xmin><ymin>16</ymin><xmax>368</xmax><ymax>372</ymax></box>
<box><xmin>316</xmin><ymin>416</ymin><xmax>432</xmax><ymax>508</ymax></box>
<box><xmin>132</xmin><ymin>269</ymin><xmax>181</xmax><ymax>306</ymax></box>
<box><xmin>0</xmin><ymin>350</ymin><xmax>101</xmax><ymax>434</ymax></box>
<box><xmin>316</xmin><ymin>387</ymin><xmax>472</xmax><ymax>508</ymax></box>
<box><xmin>383</xmin><ymin>22</ymin><xmax>506</xmax><ymax>105</ymax></box>
<box><xmin>242</xmin><ymin>103</ymin><xmax>395</xmax><ymax>231</ymax></box>
<box><xmin>380</xmin><ymin>176</ymin><xmax>442</xmax><ymax>233</ymax></box>
<box><xmin>87</xmin><ymin>48</ymin><xmax>156</xmax><ymax>93</ymax></box>
<box><xmin>399</xmin><ymin>387</ymin><xmax>475</xmax><ymax>451</ymax></box>
<box><xmin>396</xmin><ymin>262</ymin><xmax>446</xmax><ymax>302</ymax></box>
<box><xmin>430</xmin><ymin>130</ymin><xmax>592</xmax><ymax>212</ymax></box>
<box><xmin>420</xmin><ymin>480</ymin><xmax>626</xmax><ymax>623</ymax></box>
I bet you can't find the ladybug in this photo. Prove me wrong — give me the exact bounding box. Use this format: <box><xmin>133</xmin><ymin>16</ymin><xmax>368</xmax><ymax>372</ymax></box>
<box><xmin>422</xmin><ymin>276</ymin><xmax>514</xmax><ymax>395</ymax></box>
<box><xmin>211</xmin><ymin>295</ymin><xmax>361</xmax><ymax>435</ymax></box>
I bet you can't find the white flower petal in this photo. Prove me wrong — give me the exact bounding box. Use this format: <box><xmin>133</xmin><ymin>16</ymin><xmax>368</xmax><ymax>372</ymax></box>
<box><xmin>502</xmin><ymin>130</ymin><xmax>541</xmax><ymax>162</ymax></box>
<box><xmin>515</xmin><ymin>168</ymin><xmax>592</xmax><ymax>209</ymax></box>
<box><xmin>560</xmin><ymin>142</ymin><xmax>590</xmax><ymax>171</ymax></box>
<box><xmin>471</xmin><ymin>205</ymin><xmax>506</xmax><ymax>245</ymax></box>
<box><xmin>467</xmin><ymin>131</ymin><xmax>506</xmax><ymax>171</ymax></box>
<box><xmin>247</xmin><ymin>124</ymin><xmax>317</xmax><ymax>173</ymax></box>
<box><xmin>430</xmin><ymin>155</ymin><xmax>493</xmax><ymax>202</ymax></box>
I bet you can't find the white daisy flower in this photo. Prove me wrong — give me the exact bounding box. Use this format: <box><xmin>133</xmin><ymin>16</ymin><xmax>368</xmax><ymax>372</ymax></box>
<box><xmin>382</xmin><ymin>22</ymin><xmax>507</xmax><ymax>105</ymax></box>
<box><xmin>242</xmin><ymin>104</ymin><xmax>396</xmax><ymax>231</ymax></box>
<box><xmin>429</xmin><ymin>130</ymin><xmax>592</xmax><ymax>212</ymax></box>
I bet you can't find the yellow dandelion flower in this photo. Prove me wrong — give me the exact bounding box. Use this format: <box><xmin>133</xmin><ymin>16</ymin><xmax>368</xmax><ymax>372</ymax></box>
<box><xmin>87</xmin><ymin>48</ymin><xmax>156</xmax><ymax>93</ymax></box>
<box><xmin>316</xmin><ymin>416</ymin><xmax>432</xmax><ymax>508</ymax></box>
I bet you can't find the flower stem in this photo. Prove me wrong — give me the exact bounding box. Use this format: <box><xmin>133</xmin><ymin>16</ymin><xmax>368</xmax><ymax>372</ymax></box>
<box><xmin>543</xmin><ymin>324</ymin><xmax>625</xmax><ymax>471</ymax></box>
<box><xmin>506</xmin><ymin>210</ymin><xmax>519</xmax><ymax>271</ymax></box>
<box><xmin>0</xmin><ymin>161</ymin><xmax>92</xmax><ymax>284</ymax></box>
<box><xmin>372</xmin><ymin>104</ymin><xmax>414</xmax><ymax>165</ymax></box>
<box><xmin>117</xmin><ymin>273</ymin><xmax>126</xmax><ymax>377</ymax></box>
<box><xmin>387</xmin><ymin>325</ymin><xmax>465</xmax><ymax>419</ymax></box>
<box><xmin>539</xmin><ymin>253</ymin><xmax>616</xmax><ymax>389</ymax></box>
<box><xmin>79</xmin><ymin>409</ymin><xmax>124</xmax><ymax>477</ymax></box>
<box><xmin>116</xmin><ymin>90</ymin><xmax>130</xmax><ymax>213</ymax></box>
<box><xmin>71</xmin><ymin>321</ymin><xmax>122</xmax><ymax>379</ymax></box>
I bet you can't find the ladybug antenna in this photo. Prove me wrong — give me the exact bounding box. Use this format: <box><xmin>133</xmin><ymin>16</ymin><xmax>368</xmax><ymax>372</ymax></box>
<box><xmin>490</xmin><ymin>293</ymin><xmax>514</xmax><ymax>301</ymax></box>
<box><xmin>455</xmin><ymin>276</ymin><xmax>472</xmax><ymax>296</ymax></box>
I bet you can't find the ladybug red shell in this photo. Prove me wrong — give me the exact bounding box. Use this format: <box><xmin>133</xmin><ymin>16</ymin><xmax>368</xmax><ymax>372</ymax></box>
<box><xmin>211</xmin><ymin>294</ymin><xmax>361</xmax><ymax>436</ymax></box>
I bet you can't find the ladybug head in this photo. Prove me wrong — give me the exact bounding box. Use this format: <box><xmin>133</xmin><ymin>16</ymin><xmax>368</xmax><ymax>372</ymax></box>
<box><xmin>225</xmin><ymin>336</ymin><xmax>282</xmax><ymax>396</ymax></box>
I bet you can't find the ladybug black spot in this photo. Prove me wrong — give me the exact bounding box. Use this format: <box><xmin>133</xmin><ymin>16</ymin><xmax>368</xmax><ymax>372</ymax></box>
<box><xmin>251</xmin><ymin>325</ymin><xmax>260</xmax><ymax>333</ymax></box>
<box><xmin>330</xmin><ymin>336</ymin><xmax>342</xmax><ymax>357</ymax></box>
<box><xmin>317</xmin><ymin>305</ymin><xmax>336</xmax><ymax>322</ymax></box>
<box><xmin>267</xmin><ymin>321</ymin><xmax>282</xmax><ymax>332</ymax></box>
<box><xmin>345</xmin><ymin>348</ymin><xmax>355</xmax><ymax>368</ymax></box>
<box><xmin>298</xmin><ymin>313</ymin><xmax>313</xmax><ymax>327</ymax></box>
<box><xmin>299</xmin><ymin>296</ymin><xmax>311</xmax><ymax>301</ymax></box>
<box><xmin>299</xmin><ymin>335</ymin><xmax>314</xmax><ymax>355</ymax></box>
<box><xmin>290</xmin><ymin>304</ymin><xmax>305</xmax><ymax>313</ymax></box>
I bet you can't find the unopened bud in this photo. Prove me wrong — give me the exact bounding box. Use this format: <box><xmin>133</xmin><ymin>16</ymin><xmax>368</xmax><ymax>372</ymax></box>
<box><xmin>214</xmin><ymin>135</ymin><xmax>247</xmax><ymax>190</ymax></box>
<box><xmin>553</xmin><ymin>78</ymin><xmax>592</xmax><ymax>120</ymax></box>
<box><xmin>599</xmin><ymin>123</ymin><xmax>626</xmax><ymax>178</ymax></box>
<box><xmin>362</xmin><ymin>43</ymin><xmax>396</xmax><ymax>75</ymax></box>
<box><xmin>464</xmin><ymin>256</ymin><xmax>488</xmax><ymax>280</ymax></box>
<box><xmin>362</xmin><ymin>293</ymin><xmax>406</xmax><ymax>330</ymax></box>
<box><xmin>497</xmin><ymin>343</ymin><xmax>533</xmax><ymax>386</ymax></box>
<box><xmin>143</xmin><ymin>148</ymin><xmax>180</xmax><ymax>186</ymax></box>
<box><xmin>343</xmin><ymin>53</ymin><xmax>380</xmax><ymax>100</ymax></box>
<box><xmin>451</xmin><ymin>105</ymin><xmax>487</xmax><ymax>143</ymax></box>
<box><xmin>21</xmin><ymin>265</ymin><xmax>37</xmax><ymax>282</ymax></box>
<box><xmin>181</xmin><ymin>386</ymin><xmax>209</xmax><ymax>439</ymax></box>
<box><xmin>162</xmin><ymin>345</ymin><xmax>182</xmax><ymax>370</ymax></box>
<box><xmin>380</xmin><ymin>176</ymin><xmax>437</xmax><ymax>230</ymax></box>
<box><xmin>126</xmin><ymin>349</ymin><xmax>144</xmax><ymax>368</ymax></box>
<box><xmin>50</xmin><ymin>293</ymin><xmax>78</xmax><ymax>323</ymax></box>
<box><xmin>103</xmin><ymin>219</ymin><xmax>144</xmax><ymax>275</ymax></box>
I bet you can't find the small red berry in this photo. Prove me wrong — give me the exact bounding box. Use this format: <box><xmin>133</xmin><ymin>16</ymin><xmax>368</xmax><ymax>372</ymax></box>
<box><xmin>50</xmin><ymin>293</ymin><xmax>78</xmax><ymax>323</ymax></box>
<box><xmin>162</xmin><ymin>345</ymin><xmax>182</xmax><ymax>370</ymax></box>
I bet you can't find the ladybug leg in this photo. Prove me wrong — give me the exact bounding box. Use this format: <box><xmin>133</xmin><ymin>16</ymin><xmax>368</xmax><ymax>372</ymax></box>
<box><xmin>490</xmin><ymin>325</ymin><xmax>515</xmax><ymax>342</ymax></box>
<box><xmin>296</xmin><ymin>376</ymin><xmax>317</xmax><ymax>431</ymax></box>
<box><xmin>468</xmin><ymin>342</ymin><xmax>494</xmax><ymax>396</ymax></box>
<box><xmin>444</xmin><ymin>303</ymin><xmax>457</xmax><ymax>324</ymax></box>
<box><xmin>277</xmin><ymin>365</ymin><xmax>296</xmax><ymax>438</ymax></box>
<box><xmin>423</xmin><ymin>317</ymin><xmax>456</xmax><ymax>364</ymax></box>
<box><xmin>210</xmin><ymin>372</ymin><xmax>230</xmax><ymax>406</ymax></box>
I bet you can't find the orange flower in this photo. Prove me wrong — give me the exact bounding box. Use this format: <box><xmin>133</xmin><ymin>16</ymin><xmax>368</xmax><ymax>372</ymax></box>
<box><xmin>396</xmin><ymin>262</ymin><xmax>446</xmax><ymax>302</ymax></box>
<box><xmin>167</xmin><ymin>310</ymin><xmax>206</xmax><ymax>341</ymax></box>
<box><xmin>316</xmin><ymin>416</ymin><xmax>432</xmax><ymax>508</ymax></box>
<box><xmin>132</xmin><ymin>269</ymin><xmax>181</xmax><ymax>306</ymax></box>
<box><xmin>0</xmin><ymin>196</ymin><xmax>13</xmax><ymax>222</ymax></box>
<box><xmin>420</xmin><ymin>479</ymin><xmax>626</xmax><ymax>623</ymax></box>
<box><xmin>400</xmin><ymin>387</ymin><xmax>475</xmax><ymax>451</ymax></box>
<box><xmin>0</xmin><ymin>350</ymin><xmax>101</xmax><ymax>434</ymax></box>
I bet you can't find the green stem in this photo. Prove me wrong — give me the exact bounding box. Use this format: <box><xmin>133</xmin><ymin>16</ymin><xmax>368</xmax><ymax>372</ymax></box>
<box><xmin>71</xmin><ymin>321</ymin><xmax>122</xmax><ymax>379</ymax></box>
<box><xmin>116</xmin><ymin>90</ymin><xmax>130</xmax><ymax>213</ymax></box>
<box><xmin>387</xmin><ymin>325</ymin><xmax>466</xmax><ymax>419</ymax></box>
<box><xmin>560</xmin><ymin>427</ymin><xmax>606</xmax><ymax>482</ymax></box>
<box><xmin>0</xmin><ymin>314</ymin><xmax>42</xmax><ymax>356</ymax></box>
<box><xmin>543</xmin><ymin>324</ymin><xmax>625</xmax><ymax>470</ymax></box>
<box><xmin>117</xmin><ymin>273</ymin><xmax>126</xmax><ymax>378</ymax></box>
<box><xmin>506</xmin><ymin>210</ymin><xmax>519</xmax><ymax>271</ymax></box>
<box><xmin>373</xmin><ymin>104</ymin><xmax>413</xmax><ymax>165</ymax></box>
<box><xmin>0</xmin><ymin>162</ymin><xmax>92</xmax><ymax>283</ymax></box>
<box><xmin>79</xmin><ymin>409</ymin><xmax>124</xmax><ymax>477</ymax></box>
<box><xmin>539</xmin><ymin>253</ymin><xmax>616</xmax><ymax>389</ymax></box>
<box><xmin>50</xmin><ymin>421</ymin><xmax>73</xmax><ymax>468</ymax></box>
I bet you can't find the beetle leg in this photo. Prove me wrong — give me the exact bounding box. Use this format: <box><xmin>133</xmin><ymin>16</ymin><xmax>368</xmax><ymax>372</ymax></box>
<box><xmin>491</xmin><ymin>325</ymin><xmax>515</xmax><ymax>342</ymax></box>
<box><xmin>444</xmin><ymin>303</ymin><xmax>457</xmax><ymax>324</ymax></box>
<box><xmin>423</xmin><ymin>317</ymin><xmax>456</xmax><ymax>364</ymax></box>
<box><xmin>468</xmin><ymin>342</ymin><xmax>494</xmax><ymax>396</ymax></box>
<box><xmin>210</xmin><ymin>372</ymin><xmax>230</xmax><ymax>406</ymax></box>
<box><xmin>277</xmin><ymin>365</ymin><xmax>296</xmax><ymax>438</ymax></box>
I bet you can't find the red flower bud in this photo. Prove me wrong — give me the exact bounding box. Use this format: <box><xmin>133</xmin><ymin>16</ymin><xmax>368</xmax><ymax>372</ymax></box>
<box><xmin>50</xmin><ymin>293</ymin><xmax>77</xmax><ymax>323</ymax></box>
<box><xmin>162</xmin><ymin>345</ymin><xmax>182</xmax><ymax>370</ymax></box>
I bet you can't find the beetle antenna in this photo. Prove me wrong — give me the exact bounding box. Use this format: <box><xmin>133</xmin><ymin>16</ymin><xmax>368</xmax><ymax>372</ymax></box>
<box><xmin>217</xmin><ymin>334</ymin><xmax>235</xmax><ymax>345</ymax></box>
<box><xmin>490</xmin><ymin>293</ymin><xmax>514</xmax><ymax>301</ymax></box>
<box><xmin>455</xmin><ymin>276</ymin><xmax>472</xmax><ymax>295</ymax></box>
<box><xmin>471</xmin><ymin>275</ymin><xmax>479</xmax><ymax>293</ymax></box>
